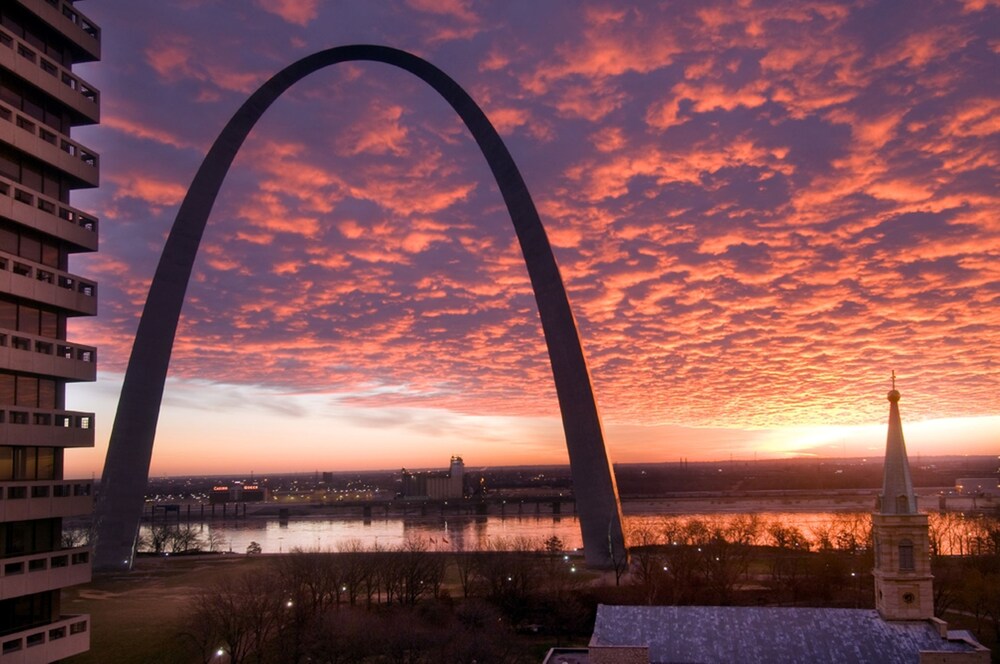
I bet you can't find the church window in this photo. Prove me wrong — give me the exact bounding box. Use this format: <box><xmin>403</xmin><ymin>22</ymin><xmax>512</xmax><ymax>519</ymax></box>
<box><xmin>899</xmin><ymin>540</ymin><xmax>914</xmax><ymax>570</ymax></box>
<box><xmin>896</xmin><ymin>495</ymin><xmax>909</xmax><ymax>513</ymax></box>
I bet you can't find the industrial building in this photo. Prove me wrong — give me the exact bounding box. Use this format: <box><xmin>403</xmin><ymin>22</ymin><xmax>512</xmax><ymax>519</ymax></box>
<box><xmin>0</xmin><ymin>0</ymin><xmax>99</xmax><ymax>659</ymax></box>
<box><xmin>401</xmin><ymin>456</ymin><xmax>466</xmax><ymax>500</ymax></box>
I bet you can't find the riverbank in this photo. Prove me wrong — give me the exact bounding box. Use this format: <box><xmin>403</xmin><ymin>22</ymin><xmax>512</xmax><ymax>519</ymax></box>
<box><xmin>140</xmin><ymin>488</ymin><xmax>993</xmax><ymax>522</ymax></box>
<box><xmin>621</xmin><ymin>488</ymin><xmax>991</xmax><ymax>515</ymax></box>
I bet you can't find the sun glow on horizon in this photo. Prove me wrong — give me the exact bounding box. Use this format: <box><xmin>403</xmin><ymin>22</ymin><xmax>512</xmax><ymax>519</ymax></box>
<box><xmin>66</xmin><ymin>375</ymin><xmax>999</xmax><ymax>478</ymax></box>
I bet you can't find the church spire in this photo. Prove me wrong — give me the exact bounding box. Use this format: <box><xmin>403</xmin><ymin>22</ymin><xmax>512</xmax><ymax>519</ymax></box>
<box><xmin>872</xmin><ymin>373</ymin><xmax>934</xmax><ymax>620</ymax></box>
<box><xmin>878</xmin><ymin>371</ymin><xmax>917</xmax><ymax>515</ymax></box>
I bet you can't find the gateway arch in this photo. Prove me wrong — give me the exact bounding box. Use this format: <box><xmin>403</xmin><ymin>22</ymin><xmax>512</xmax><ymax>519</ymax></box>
<box><xmin>93</xmin><ymin>45</ymin><xmax>626</xmax><ymax>571</ymax></box>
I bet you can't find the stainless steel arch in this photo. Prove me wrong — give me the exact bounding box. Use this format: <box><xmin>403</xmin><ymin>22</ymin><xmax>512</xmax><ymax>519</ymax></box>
<box><xmin>92</xmin><ymin>45</ymin><xmax>626</xmax><ymax>571</ymax></box>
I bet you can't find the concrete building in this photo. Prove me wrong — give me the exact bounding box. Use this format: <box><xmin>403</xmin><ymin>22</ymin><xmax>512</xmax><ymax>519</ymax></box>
<box><xmin>0</xmin><ymin>1</ymin><xmax>99</xmax><ymax>660</ymax></box>
<box><xmin>564</xmin><ymin>382</ymin><xmax>990</xmax><ymax>663</ymax></box>
<box><xmin>401</xmin><ymin>456</ymin><xmax>465</xmax><ymax>500</ymax></box>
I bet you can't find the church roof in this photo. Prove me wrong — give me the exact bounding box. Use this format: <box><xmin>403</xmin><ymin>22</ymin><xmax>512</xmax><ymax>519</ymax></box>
<box><xmin>591</xmin><ymin>605</ymin><xmax>985</xmax><ymax>663</ymax></box>
<box><xmin>878</xmin><ymin>375</ymin><xmax>917</xmax><ymax>515</ymax></box>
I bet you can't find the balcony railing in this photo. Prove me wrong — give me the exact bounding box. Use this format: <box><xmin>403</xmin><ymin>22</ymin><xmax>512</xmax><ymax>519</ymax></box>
<box><xmin>0</xmin><ymin>25</ymin><xmax>100</xmax><ymax>120</ymax></box>
<box><xmin>58</xmin><ymin>2</ymin><xmax>101</xmax><ymax>42</ymax></box>
<box><xmin>0</xmin><ymin>546</ymin><xmax>91</xmax><ymax>600</ymax></box>
<box><xmin>0</xmin><ymin>329</ymin><xmax>96</xmax><ymax>382</ymax></box>
<box><xmin>0</xmin><ymin>250</ymin><xmax>97</xmax><ymax>316</ymax></box>
<box><xmin>0</xmin><ymin>407</ymin><xmax>94</xmax><ymax>448</ymax></box>
<box><xmin>0</xmin><ymin>479</ymin><xmax>92</xmax><ymax>520</ymax></box>
<box><xmin>0</xmin><ymin>175</ymin><xmax>98</xmax><ymax>251</ymax></box>
<box><xmin>0</xmin><ymin>102</ymin><xmax>100</xmax><ymax>186</ymax></box>
<box><xmin>0</xmin><ymin>101</ymin><xmax>100</xmax><ymax>169</ymax></box>
<box><xmin>0</xmin><ymin>614</ymin><xmax>89</xmax><ymax>663</ymax></box>
<box><xmin>19</xmin><ymin>0</ymin><xmax>100</xmax><ymax>62</ymax></box>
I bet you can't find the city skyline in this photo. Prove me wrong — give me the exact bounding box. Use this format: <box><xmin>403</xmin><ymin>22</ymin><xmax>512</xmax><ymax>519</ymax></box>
<box><xmin>66</xmin><ymin>1</ymin><xmax>998</xmax><ymax>477</ymax></box>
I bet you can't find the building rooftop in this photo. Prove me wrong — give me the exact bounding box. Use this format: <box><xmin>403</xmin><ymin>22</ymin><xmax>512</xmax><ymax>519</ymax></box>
<box><xmin>591</xmin><ymin>605</ymin><xmax>987</xmax><ymax>663</ymax></box>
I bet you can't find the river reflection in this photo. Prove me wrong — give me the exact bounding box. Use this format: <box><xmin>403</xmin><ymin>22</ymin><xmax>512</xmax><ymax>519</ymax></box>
<box><xmin>141</xmin><ymin>512</ymin><xmax>880</xmax><ymax>555</ymax></box>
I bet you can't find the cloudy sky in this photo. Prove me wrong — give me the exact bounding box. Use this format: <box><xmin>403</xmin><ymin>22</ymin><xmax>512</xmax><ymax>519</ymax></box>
<box><xmin>63</xmin><ymin>0</ymin><xmax>998</xmax><ymax>477</ymax></box>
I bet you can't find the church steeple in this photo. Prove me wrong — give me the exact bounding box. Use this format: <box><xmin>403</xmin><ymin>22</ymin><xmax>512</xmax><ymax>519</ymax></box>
<box><xmin>877</xmin><ymin>371</ymin><xmax>917</xmax><ymax>515</ymax></box>
<box><xmin>872</xmin><ymin>373</ymin><xmax>934</xmax><ymax>621</ymax></box>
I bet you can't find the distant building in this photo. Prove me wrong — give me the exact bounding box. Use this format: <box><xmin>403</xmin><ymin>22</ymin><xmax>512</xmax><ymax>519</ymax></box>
<box><xmin>210</xmin><ymin>482</ymin><xmax>268</xmax><ymax>505</ymax></box>
<box><xmin>955</xmin><ymin>478</ymin><xmax>1000</xmax><ymax>497</ymax></box>
<box><xmin>401</xmin><ymin>456</ymin><xmax>465</xmax><ymax>500</ymax></box>
<box><xmin>0</xmin><ymin>0</ymin><xmax>100</xmax><ymax>659</ymax></box>
<box><xmin>566</xmin><ymin>383</ymin><xmax>990</xmax><ymax>664</ymax></box>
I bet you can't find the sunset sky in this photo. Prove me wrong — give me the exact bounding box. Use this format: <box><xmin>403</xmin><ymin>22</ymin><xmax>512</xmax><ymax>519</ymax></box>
<box><xmin>62</xmin><ymin>0</ymin><xmax>999</xmax><ymax>477</ymax></box>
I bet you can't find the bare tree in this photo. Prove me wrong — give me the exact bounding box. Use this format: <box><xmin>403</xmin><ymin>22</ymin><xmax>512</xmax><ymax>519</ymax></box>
<box><xmin>206</xmin><ymin>528</ymin><xmax>228</xmax><ymax>553</ymax></box>
<box><xmin>628</xmin><ymin>525</ymin><xmax>666</xmax><ymax>604</ymax></box>
<box><xmin>168</xmin><ymin>524</ymin><xmax>204</xmax><ymax>553</ymax></box>
<box><xmin>767</xmin><ymin>520</ymin><xmax>811</xmax><ymax>604</ymax></box>
<box><xmin>182</xmin><ymin>569</ymin><xmax>285</xmax><ymax>664</ymax></box>
<box><xmin>145</xmin><ymin>523</ymin><xmax>173</xmax><ymax>554</ymax></box>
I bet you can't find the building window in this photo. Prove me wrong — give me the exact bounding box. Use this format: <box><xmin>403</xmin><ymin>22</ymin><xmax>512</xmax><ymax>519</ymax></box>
<box><xmin>0</xmin><ymin>446</ymin><xmax>58</xmax><ymax>481</ymax></box>
<box><xmin>899</xmin><ymin>540</ymin><xmax>915</xmax><ymax>571</ymax></box>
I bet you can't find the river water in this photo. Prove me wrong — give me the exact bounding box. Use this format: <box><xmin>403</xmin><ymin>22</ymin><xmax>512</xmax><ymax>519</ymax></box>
<box><xmin>141</xmin><ymin>511</ymin><xmax>881</xmax><ymax>555</ymax></box>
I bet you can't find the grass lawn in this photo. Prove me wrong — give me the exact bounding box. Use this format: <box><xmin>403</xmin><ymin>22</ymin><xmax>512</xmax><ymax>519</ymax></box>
<box><xmin>64</xmin><ymin>554</ymin><xmax>269</xmax><ymax>664</ymax></box>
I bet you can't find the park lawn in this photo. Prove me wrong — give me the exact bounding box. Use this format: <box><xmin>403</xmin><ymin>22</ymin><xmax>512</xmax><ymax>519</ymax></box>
<box><xmin>64</xmin><ymin>554</ymin><xmax>269</xmax><ymax>664</ymax></box>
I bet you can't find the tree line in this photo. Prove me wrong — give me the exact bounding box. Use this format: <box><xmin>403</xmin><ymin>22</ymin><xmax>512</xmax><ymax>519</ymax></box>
<box><xmin>179</xmin><ymin>536</ymin><xmax>587</xmax><ymax>664</ymax></box>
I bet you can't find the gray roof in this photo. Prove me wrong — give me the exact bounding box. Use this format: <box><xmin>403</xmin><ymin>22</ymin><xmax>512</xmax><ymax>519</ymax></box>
<box><xmin>592</xmin><ymin>605</ymin><xmax>983</xmax><ymax>663</ymax></box>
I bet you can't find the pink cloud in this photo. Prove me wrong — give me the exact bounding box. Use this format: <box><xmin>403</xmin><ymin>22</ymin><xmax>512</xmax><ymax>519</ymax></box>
<box><xmin>524</xmin><ymin>11</ymin><xmax>683</xmax><ymax>93</ymax></box>
<box><xmin>108</xmin><ymin>173</ymin><xmax>187</xmax><ymax>207</ymax></box>
<box><xmin>144</xmin><ymin>34</ymin><xmax>266</xmax><ymax>94</ymax></box>
<box><xmin>339</xmin><ymin>102</ymin><xmax>411</xmax><ymax>156</ymax></box>
<box><xmin>484</xmin><ymin>106</ymin><xmax>531</xmax><ymax>133</ymax></box>
<box><xmin>103</xmin><ymin>114</ymin><xmax>197</xmax><ymax>149</ymax></box>
<box><xmin>405</xmin><ymin>0</ymin><xmax>478</xmax><ymax>23</ymax></box>
<box><xmin>254</xmin><ymin>0</ymin><xmax>319</xmax><ymax>26</ymax></box>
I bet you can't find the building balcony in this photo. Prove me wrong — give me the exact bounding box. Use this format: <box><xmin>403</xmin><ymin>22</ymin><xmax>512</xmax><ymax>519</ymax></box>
<box><xmin>0</xmin><ymin>100</ymin><xmax>99</xmax><ymax>188</ymax></box>
<box><xmin>0</xmin><ymin>251</ymin><xmax>97</xmax><ymax>316</ymax></box>
<box><xmin>0</xmin><ymin>25</ymin><xmax>99</xmax><ymax>125</ymax></box>
<box><xmin>0</xmin><ymin>479</ymin><xmax>92</xmax><ymax>521</ymax></box>
<box><xmin>0</xmin><ymin>329</ymin><xmax>96</xmax><ymax>382</ymax></box>
<box><xmin>0</xmin><ymin>176</ymin><xmax>98</xmax><ymax>252</ymax></box>
<box><xmin>0</xmin><ymin>546</ymin><xmax>91</xmax><ymax>601</ymax></box>
<box><xmin>17</xmin><ymin>0</ymin><xmax>101</xmax><ymax>62</ymax></box>
<box><xmin>0</xmin><ymin>615</ymin><xmax>89</xmax><ymax>664</ymax></box>
<box><xmin>0</xmin><ymin>408</ymin><xmax>94</xmax><ymax>449</ymax></box>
